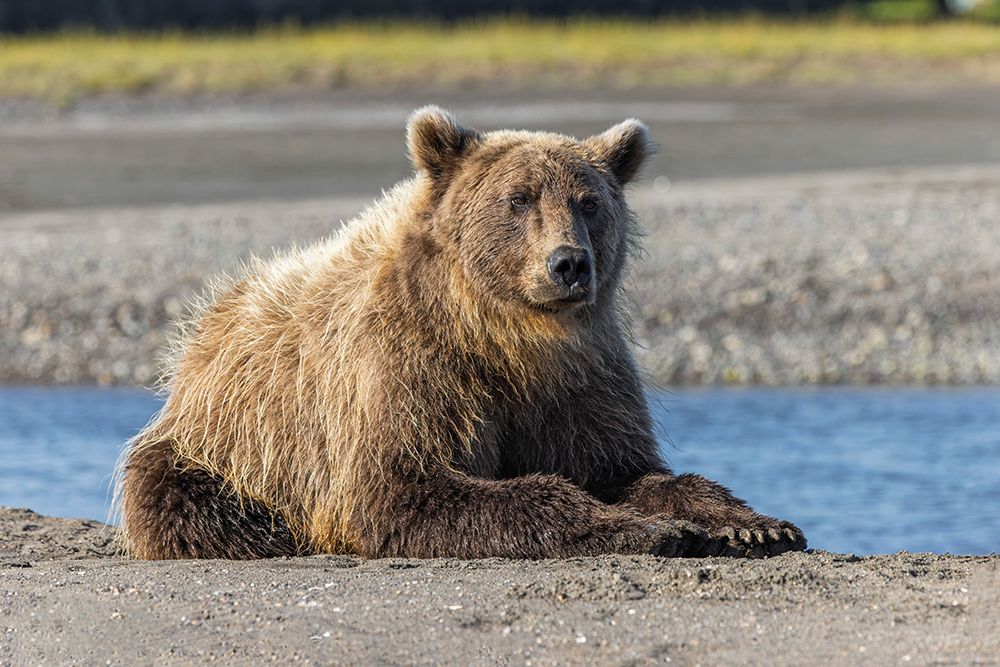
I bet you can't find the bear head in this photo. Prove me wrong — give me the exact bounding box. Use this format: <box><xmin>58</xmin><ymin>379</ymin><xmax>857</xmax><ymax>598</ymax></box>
<box><xmin>407</xmin><ymin>106</ymin><xmax>655</xmax><ymax>317</ymax></box>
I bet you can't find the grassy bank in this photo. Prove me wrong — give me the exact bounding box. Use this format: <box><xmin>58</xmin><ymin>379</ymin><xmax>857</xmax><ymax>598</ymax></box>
<box><xmin>3</xmin><ymin>19</ymin><xmax>1000</xmax><ymax>104</ymax></box>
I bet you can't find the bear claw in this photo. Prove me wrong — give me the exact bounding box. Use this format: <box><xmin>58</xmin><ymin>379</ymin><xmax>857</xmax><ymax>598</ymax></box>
<box><xmin>702</xmin><ymin>518</ymin><xmax>806</xmax><ymax>558</ymax></box>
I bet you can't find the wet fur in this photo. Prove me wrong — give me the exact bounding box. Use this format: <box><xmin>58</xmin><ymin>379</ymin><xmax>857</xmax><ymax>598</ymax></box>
<box><xmin>118</xmin><ymin>107</ymin><xmax>806</xmax><ymax>560</ymax></box>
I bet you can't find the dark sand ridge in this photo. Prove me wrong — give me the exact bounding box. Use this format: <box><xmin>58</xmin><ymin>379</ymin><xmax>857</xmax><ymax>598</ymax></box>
<box><xmin>5</xmin><ymin>86</ymin><xmax>1000</xmax><ymax>213</ymax></box>
<box><xmin>2</xmin><ymin>507</ymin><xmax>997</xmax><ymax>665</ymax></box>
<box><xmin>4</xmin><ymin>165</ymin><xmax>1000</xmax><ymax>386</ymax></box>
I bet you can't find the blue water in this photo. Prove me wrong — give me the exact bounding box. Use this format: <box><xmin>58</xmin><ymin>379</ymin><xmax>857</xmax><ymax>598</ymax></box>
<box><xmin>0</xmin><ymin>387</ymin><xmax>997</xmax><ymax>555</ymax></box>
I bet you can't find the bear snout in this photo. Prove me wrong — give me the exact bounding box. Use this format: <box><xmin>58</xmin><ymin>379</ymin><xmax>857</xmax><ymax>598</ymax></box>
<box><xmin>546</xmin><ymin>245</ymin><xmax>593</xmax><ymax>300</ymax></box>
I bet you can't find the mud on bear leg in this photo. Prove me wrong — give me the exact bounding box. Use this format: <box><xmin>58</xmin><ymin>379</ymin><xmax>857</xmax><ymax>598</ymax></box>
<box><xmin>121</xmin><ymin>439</ymin><xmax>302</xmax><ymax>560</ymax></box>
<box><xmin>622</xmin><ymin>473</ymin><xmax>806</xmax><ymax>558</ymax></box>
<box><xmin>356</xmin><ymin>471</ymin><xmax>708</xmax><ymax>559</ymax></box>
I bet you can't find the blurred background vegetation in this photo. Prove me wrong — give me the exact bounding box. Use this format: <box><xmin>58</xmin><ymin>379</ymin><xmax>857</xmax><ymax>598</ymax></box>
<box><xmin>2</xmin><ymin>1</ymin><xmax>1000</xmax><ymax>106</ymax></box>
<box><xmin>3</xmin><ymin>1</ymin><xmax>1000</xmax><ymax>32</ymax></box>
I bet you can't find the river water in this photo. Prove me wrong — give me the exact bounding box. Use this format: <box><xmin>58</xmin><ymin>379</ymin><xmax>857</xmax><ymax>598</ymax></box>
<box><xmin>1</xmin><ymin>386</ymin><xmax>997</xmax><ymax>555</ymax></box>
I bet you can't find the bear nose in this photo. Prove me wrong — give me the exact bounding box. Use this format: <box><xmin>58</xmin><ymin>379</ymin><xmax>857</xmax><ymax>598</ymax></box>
<box><xmin>547</xmin><ymin>245</ymin><xmax>592</xmax><ymax>291</ymax></box>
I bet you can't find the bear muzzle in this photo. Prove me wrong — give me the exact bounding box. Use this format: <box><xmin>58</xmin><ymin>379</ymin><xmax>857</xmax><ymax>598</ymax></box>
<box><xmin>546</xmin><ymin>245</ymin><xmax>595</xmax><ymax>305</ymax></box>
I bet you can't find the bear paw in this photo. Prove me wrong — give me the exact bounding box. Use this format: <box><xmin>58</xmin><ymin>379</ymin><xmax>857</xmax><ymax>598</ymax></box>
<box><xmin>704</xmin><ymin>519</ymin><xmax>806</xmax><ymax>558</ymax></box>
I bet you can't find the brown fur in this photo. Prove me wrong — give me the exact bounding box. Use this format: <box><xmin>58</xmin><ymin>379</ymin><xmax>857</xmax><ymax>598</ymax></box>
<box><xmin>117</xmin><ymin>107</ymin><xmax>806</xmax><ymax>560</ymax></box>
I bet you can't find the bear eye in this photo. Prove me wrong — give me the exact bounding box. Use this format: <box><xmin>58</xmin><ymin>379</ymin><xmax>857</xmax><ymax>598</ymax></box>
<box><xmin>580</xmin><ymin>197</ymin><xmax>600</xmax><ymax>215</ymax></box>
<box><xmin>509</xmin><ymin>193</ymin><xmax>530</xmax><ymax>211</ymax></box>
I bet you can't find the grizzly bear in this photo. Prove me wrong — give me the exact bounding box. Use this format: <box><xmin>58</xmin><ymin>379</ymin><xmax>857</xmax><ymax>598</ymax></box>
<box><xmin>118</xmin><ymin>106</ymin><xmax>806</xmax><ymax>560</ymax></box>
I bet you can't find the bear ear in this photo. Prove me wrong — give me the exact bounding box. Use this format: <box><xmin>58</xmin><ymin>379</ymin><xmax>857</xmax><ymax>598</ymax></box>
<box><xmin>584</xmin><ymin>119</ymin><xmax>657</xmax><ymax>185</ymax></box>
<box><xmin>406</xmin><ymin>106</ymin><xmax>481</xmax><ymax>181</ymax></box>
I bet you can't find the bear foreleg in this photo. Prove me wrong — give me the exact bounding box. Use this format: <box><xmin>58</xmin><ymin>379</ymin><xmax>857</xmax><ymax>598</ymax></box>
<box><xmin>357</xmin><ymin>471</ymin><xmax>708</xmax><ymax>559</ymax></box>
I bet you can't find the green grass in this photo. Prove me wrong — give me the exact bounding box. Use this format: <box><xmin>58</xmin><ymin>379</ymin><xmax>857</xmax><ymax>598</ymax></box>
<box><xmin>862</xmin><ymin>0</ymin><xmax>942</xmax><ymax>22</ymax></box>
<box><xmin>3</xmin><ymin>18</ymin><xmax>1000</xmax><ymax>105</ymax></box>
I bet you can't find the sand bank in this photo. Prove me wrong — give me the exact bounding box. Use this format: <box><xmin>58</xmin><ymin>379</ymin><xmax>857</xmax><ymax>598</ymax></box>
<box><xmin>2</xmin><ymin>508</ymin><xmax>997</xmax><ymax>665</ymax></box>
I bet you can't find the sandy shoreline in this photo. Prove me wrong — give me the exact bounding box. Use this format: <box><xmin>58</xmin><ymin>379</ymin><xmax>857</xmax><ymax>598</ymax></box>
<box><xmin>2</xmin><ymin>507</ymin><xmax>997</xmax><ymax>665</ymax></box>
<box><xmin>4</xmin><ymin>165</ymin><xmax>1000</xmax><ymax>386</ymax></box>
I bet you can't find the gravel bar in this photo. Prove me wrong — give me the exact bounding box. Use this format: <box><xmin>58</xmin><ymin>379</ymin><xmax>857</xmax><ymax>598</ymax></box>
<box><xmin>2</xmin><ymin>165</ymin><xmax>999</xmax><ymax>386</ymax></box>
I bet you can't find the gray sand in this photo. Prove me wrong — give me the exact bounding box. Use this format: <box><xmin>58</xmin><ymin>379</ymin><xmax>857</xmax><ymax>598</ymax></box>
<box><xmin>1</xmin><ymin>508</ymin><xmax>997</xmax><ymax>665</ymax></box>
<box><xmin>5</xmin><ymin>86</ymin><xmax>1000</xmax><ymax>212</ymax></box>
<box><xmin>3</xmin><ymin>165</ymin><xmax>1000</xmax><ymax>386</ymax></box>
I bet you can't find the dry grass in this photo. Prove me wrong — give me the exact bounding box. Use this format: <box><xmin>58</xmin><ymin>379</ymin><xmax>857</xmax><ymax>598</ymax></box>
<box><xmin>3</xmin><ymin>19</ymin><xmax>1000</xmax><ymax>104</ymax></box>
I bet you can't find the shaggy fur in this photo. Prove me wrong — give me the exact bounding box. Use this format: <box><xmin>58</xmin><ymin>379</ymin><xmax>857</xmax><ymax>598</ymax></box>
<box><xmin>118</xmin><ymin>106</ymin><xmax>806</xmax><ymax>560</ymax></box>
